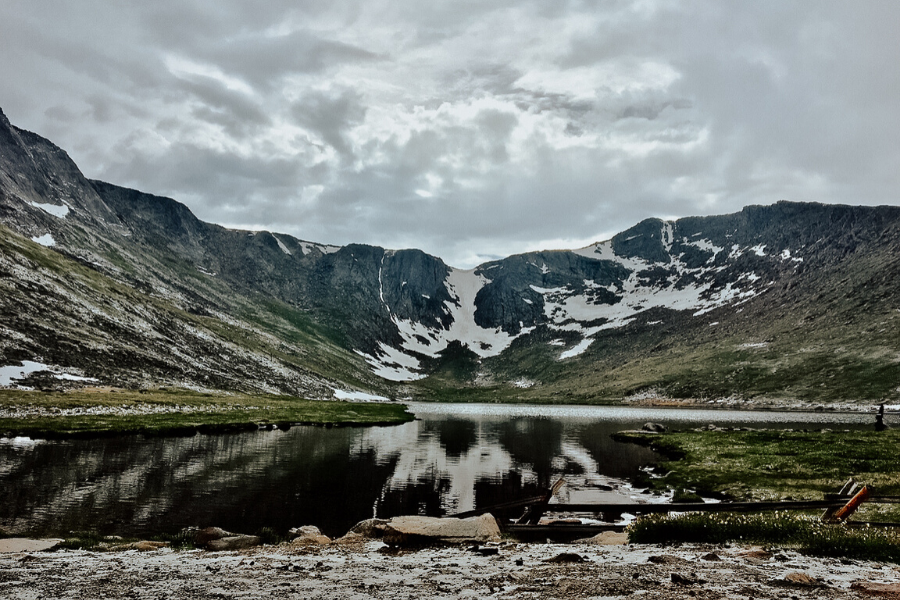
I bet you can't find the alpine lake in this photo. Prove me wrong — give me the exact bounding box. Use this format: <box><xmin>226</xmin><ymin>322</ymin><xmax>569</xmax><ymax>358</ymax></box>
<box><xmin>0</xmin><ymin>403</ymin><xmax>881</xmax><ymax>539</ymax></box>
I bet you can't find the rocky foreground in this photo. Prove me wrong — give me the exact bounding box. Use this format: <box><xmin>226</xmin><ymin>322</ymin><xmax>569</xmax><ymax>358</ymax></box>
<box><xmin>3</xmin><ymin>536</ymin><xmax>900</xmax><ymax>599</ymax></box>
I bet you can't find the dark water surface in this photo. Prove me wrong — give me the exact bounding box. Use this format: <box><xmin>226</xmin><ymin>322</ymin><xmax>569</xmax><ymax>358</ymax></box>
<box><xmin>0</xmin><ymin>403</ymin><xmax>879</xmax><ymax>537</ymax></box>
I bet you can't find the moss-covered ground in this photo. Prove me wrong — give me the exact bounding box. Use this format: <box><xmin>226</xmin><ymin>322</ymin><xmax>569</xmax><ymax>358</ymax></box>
<box><xmin>0</xmin><ymin>388</ymin><xmax>414</xmax><ymax>438</ymax></box>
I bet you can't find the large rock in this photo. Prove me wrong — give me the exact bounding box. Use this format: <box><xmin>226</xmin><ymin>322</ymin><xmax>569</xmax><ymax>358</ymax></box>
<box><xmin>381</xmin><ymin>514</ymin><xmax>501</xmax><ymax>546</ymax></box>
<box><xmin>206</xmin><ymin>535</ymin><xmax>261</xmax><ymax>551</ymax></box>
<box><xmin>349</xmin><ymin>518</ymin><xmax>389</xmax><ymax>538</ymax></box>
<box><xmin>194</xmin><ymin>527</ymin><xmax>231</xmax><ymax>546</ymax></box>
<box><xmin>289</xmin><ymin>525</ymin><xmax>331</xmax><ymax>545</ymax></box>
<box><xmin>0</xmin><ymin>538</ymin><xmax>63</xmax><ymax>553</ymax></box>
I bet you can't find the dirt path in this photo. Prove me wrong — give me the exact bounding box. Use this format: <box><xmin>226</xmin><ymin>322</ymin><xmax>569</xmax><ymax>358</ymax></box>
<box><xmin>2</xmin><ymin>539</ymin><xmax>899</xmax><ymax>599</ymax></box>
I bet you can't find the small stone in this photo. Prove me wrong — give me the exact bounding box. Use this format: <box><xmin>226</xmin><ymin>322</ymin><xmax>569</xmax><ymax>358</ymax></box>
<box><xmin>700</xmin><ymin>552</ymin><xmax>721</xmax><ymax>561</ymax></box>
<box><xmin>671</xmin><ymin>572</ymin><xmax>704</xmax><ymax>585</ymax></box>
<box><xmin>648</xmin><ymin>555</ymin><xmax>689</xmax><ymax>565</ymax></box>
<box><xmin>543</xmin><ymin>552</ymin><xmax>587</xmax><ymax>563</ymax></box>
<box><xmin>771</xmin><ymin>572</ymin><xmax>823</xmax><ymax>587</ymax></box>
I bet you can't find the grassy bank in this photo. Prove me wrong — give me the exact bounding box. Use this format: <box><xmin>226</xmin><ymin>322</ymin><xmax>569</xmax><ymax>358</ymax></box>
<box><xmin>615</xmin><ymin>427</ymin><xmax>900</xmax><ymax>505</ymax></box>
<box><xmin>617</xmin><ymin>427</ymin><xmax>900</xmax><ymax>557</ymax></box>
<box><xmin>0</xmin><ymin>388</ymin><xmax>414</xmax><ymax>438</ymax></box>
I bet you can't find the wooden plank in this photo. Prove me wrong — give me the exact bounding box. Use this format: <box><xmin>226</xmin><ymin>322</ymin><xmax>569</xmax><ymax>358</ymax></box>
<box><xmin>822</xmin><ymin>478</ymin><xmax>855</xmax><ymax>522</ymax></box>
<box><xmin>829</xmin><ymin>485</ymin><xmax>871</xmax><ymax>523</ymax></box>
<box><xmin>449</xmin><ymin>496</ymin><xmax>547</xmax><ymax>519</ymax></box>
<box><xmin>540</xmin><ymin>499</ymin><xmax>846</xmax><ymax>514</ymax></box>
<box><xmin>517</xmin><ymin>477</ymin><xmax>566</xmax><ymax>525</ymax></box>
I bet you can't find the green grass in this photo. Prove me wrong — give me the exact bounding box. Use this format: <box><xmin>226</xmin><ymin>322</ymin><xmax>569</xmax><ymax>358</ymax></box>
<box><xmin>615</xmin><ymin>428</ymin><xmax>900</xmax><ymax>523</ymax></box>
<box><xmin>628</xmin><ymin>512</ymin><xmax>900</xmax><ymax>562</ymax></box>
<box><xmin>623</xmin><ymin>426</ymin><xmax>900</xmax><ymax>562</ymax></box>
<box><xmin>0</xmin><ymin>388</ymin><xmax>414</xmax><ymax>438</ymax></box>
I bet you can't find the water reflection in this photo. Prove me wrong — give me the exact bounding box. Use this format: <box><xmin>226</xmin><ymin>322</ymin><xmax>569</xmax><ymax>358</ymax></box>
<box><xmin>0</xmin><ymin>404</ymin><xmax>880</xmax><ymax>537</ymax></box>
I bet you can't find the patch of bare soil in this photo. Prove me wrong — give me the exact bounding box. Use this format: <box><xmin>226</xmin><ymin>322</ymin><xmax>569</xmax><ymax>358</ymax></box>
<box><xmin>2</xmin><ymin>540</ymin><xmax>900</xmax><ymax>599</ymax></box>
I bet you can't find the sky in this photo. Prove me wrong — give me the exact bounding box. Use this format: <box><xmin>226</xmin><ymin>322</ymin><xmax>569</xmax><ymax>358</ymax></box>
<box><xmin>2</xmin><ymin>1</ymin><xmax>899</xmax><ymax>268</ymax></box>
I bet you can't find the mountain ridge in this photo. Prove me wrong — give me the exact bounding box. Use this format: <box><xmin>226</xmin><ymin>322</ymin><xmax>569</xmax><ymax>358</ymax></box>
<box><xmin>1</xmin><ymin>107</ymin><xmax>898</xmax><ymax>404</ymax></box>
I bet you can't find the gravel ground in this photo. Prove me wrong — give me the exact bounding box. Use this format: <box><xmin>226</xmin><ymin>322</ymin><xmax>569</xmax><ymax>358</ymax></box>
<box><xmin>3</xmin><ymin>539</ymin><xmax>900</xmax><ymax>599</ymax></box>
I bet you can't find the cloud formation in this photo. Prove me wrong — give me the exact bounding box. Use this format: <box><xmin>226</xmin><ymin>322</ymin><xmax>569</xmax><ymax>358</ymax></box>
<box><xmin>2</xmin><ymin>1</ymin><xmax>899</xmax><ymax>267</ymax></box>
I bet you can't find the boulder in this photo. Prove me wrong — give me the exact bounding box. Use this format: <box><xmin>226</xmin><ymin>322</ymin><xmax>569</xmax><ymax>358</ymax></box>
<box><xmin>206</xmin><ymin>535</ymin><xmax>261</xmax><ymax>551</ymax></box>
<box><xmin>195</xmin><ymin>527</ymin><xmax>232</xmax><ymax>546</ymax></box>
<box><xmin>289</xmin><ymin>525</ymin><xmax>331</xmax><ymax>545</ymax></box>
<box><xmin>0</xmin><ymin>538</ymin><xmax>63</xmax><ymax>553</ymax></box>
<box><xmin>641</xmin><ymin>422</ymin><xmax>667</xmax><ymax>433</ymax></box>
<box><xmin>348</xmin><ymin>518</ymin><xmax>389</xmax><ymax>538</ymax></box>
<box><xmin>381</xmin><ymin>514</ymin><xmax>501</xmax><ymax>546</ymax></box>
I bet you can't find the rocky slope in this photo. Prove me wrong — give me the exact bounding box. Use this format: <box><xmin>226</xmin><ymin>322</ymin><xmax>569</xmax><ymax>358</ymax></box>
<box><xmin>1</xmin><ymin>107</ymin><xmax>898</xmax><ymax>403</ymax></box>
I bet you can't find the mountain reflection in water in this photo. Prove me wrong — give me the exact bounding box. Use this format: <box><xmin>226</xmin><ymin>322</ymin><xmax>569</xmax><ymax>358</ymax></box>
<box><xmin>0</xmin><ymin>403</ymin><xmax>875</xmax><ymax>537</ymax></box>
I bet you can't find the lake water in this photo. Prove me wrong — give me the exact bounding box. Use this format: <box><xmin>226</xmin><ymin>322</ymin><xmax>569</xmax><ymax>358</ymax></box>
<box><xmin>0</xmin><ymin>403</ymin><xmax>882</xmax><ymax>538</ymax></box>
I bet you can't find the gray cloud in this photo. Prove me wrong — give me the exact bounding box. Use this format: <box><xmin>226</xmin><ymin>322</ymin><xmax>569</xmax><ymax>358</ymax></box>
<box><xmin>1</xmin><ymin>1</ymin><xmax>899</xmax><ymax>267</ymax></box>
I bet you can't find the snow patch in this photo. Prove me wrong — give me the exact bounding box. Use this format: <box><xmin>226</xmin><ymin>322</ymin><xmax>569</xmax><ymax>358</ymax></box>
<box><xmin>0</xmin><ymin>361</ymin><xmax>98</xmax><ymax>388</ymax></box>
<box><xmin>30</xmin><ymin>201</ymin><xmax>69</xmax><ymax>218</ymax></box>
<box><xmin>661</xmin><ymin>222</ymin><xmax>674</xmax><ymax>251</ymax></box>
<box><xmin>683</xmin><ymin>238</ymin><xmax>723</xmax><ymax>257</ymax></box>
<box><xmin>273</xmin><ymin>235</ymin><xmax>292</xmax><ymax>255</ymax></box>
<box><xmin>780</xmin><ymin>248</ymin><xmax>804</xmax><ymax>263</ymax></box>
<box><xmin>333</xmin><ymin>389</ymin><xmax>390</xmax><ymax>402</ymax></box>
<box><xmin>559</xmin><ymin>338</ymin><xmax>593</xmax><ymax>359</ymax></box>
<box><xmin>31</xmin><ymin>233</ymin><xmax>56</xmax><ymax>247</ymax></box>
<box><xmin>355</xmin><ymin>344</ymin><xmax>425</xmax><ymax>382</ymax></box>
<box><xmin>751</xmin><ymin>244</ymin><xmax>767</xmax><ymax>256</ymax></box>
<box><xmin>298</xmin><ymin>242</ymin><xmax>341</xmax><ymax>255</ymax></box>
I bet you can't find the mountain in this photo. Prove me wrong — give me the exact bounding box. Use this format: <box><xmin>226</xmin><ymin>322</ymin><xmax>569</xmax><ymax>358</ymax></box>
<box><xmin>1</xmin><ymin>107</ymin><xmax>898</xmax><ymax>404</ymax></box>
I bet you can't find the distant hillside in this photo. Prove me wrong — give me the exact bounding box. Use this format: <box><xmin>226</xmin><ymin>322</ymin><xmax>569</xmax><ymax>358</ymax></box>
<box><xmin>1</xmin><ymin>107</ymin><xmax>898</xmax><ymax>404</ymax></box>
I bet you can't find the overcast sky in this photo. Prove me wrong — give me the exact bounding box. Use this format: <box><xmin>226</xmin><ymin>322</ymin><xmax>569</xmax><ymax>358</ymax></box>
<box><xmin>2</xmin><ymin>1</ymin><xmax>899</xmax><ymax>268</ymax></box>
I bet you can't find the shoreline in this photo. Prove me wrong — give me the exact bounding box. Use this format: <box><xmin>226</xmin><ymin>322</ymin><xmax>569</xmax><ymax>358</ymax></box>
<box><xmin>0</xmin><ymin>385</ymin><xmax>888</xmax><ymax>440</ymax></box>
<box><xmin>0</xmin><ymin>388</ymin><xmax>415</xmax><ymax>439</ymax></box>
<box><xmin>2</xmin><ymin>537</ymin><xmax>898</xmax><ymax>599</ymax></box>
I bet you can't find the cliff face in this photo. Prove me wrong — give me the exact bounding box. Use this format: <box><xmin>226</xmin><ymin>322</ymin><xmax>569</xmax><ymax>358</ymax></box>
<box><xmin>1</xmin><ymin>107</ymin><xmax>899</xmax><ymax>402</ymax></box>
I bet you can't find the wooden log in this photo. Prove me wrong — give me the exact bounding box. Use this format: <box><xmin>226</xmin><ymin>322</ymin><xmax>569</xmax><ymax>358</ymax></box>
<box><xmin>449</xmin><ymin>496</ymin><xmax>547</xmax><ymax>519</ymax></box>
